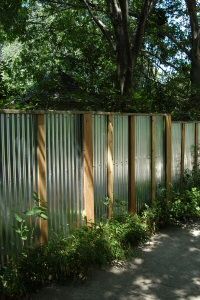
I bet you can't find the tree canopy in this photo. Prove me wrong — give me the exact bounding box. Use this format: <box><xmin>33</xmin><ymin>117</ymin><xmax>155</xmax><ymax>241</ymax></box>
<box><xmin>0</xmin><ymin>0</ymin><xmax>199</xmax><ymax>119</ymax></box>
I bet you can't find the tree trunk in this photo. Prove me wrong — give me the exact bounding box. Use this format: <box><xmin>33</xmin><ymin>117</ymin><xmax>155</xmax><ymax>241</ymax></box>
<box><xmin>185</xmin><ymin>0</ymin><xmax>200</xmax><ymax>106</ymax></box>
<box><xmin>84</xmin><ymin>0</ymin><xmax>155</xmax><ymax>110</ymax></box>
<box><xmin>110</xmin><ymin>0</ymin><xmax>155</xmax><ymax>111</ymax></box>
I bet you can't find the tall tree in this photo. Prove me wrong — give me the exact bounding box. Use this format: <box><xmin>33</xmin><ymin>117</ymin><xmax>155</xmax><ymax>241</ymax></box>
<box><xmin>0</xmin><ymin>0</ymin><xmax>158</xmax><ymax>110</ymax></box>
<box><xmin>76</xmin><ymin>0</ymin><xmax>157</xmax><ymax>108</ymax></box>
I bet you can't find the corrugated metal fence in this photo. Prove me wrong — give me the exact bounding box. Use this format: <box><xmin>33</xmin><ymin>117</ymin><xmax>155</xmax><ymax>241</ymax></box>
<box><xmin>171</xmin><ymin>122</ymin><xmax>200</xmax><ymax>187</ymax></box>
<box><xmin>0</xmin><ymin>110</ymin><xmax>199</xmax><ymax>265</ymax></box>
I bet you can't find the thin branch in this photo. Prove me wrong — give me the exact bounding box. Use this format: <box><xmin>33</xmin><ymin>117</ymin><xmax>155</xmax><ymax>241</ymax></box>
<box><xmin>43</xmin><ymin>0</ymin><xmax>105</xmax><ymax>13</ymax></box>
<box><xmin>165</xmin><ymin>31</ymin><xmax>191</xmax><ymax>59</ymax></box>
<box><xmin>82</xmin><ymin>0</ymin><xmax>115</xmax><ymax>51</ymax></box>
<box><xmin>144</xmin><ymin>49</ymin><xmax>181</xmax><ymax>72</ymax></box>
<box><xmin>132</xmin><ymin>0</ymin><xmax>156</xmax><ymax>61</ymax></box>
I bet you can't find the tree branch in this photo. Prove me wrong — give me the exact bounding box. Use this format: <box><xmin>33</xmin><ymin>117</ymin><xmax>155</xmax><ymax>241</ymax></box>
<box><xmin>165</xmin><ymin>31</ymin><xmax>192</xmax><ymax>59</ymax></box>
<box><xmin>132</xmin><ymin>0</ymin><xmax>156</xmax><ymax>62</ymax></box>
<box><xmin>82</xmin><ymin>0</ymin><xmax>115</xmax><ymax>51</ymax></box>
<box><xmin>144</xmin><ymin>49</ymin><xmax>181</xmax><ymax>72</ymax></box>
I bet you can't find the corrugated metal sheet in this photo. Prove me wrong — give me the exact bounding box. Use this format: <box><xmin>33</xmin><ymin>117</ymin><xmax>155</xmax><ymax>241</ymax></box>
<box><xmin>197</xmin><ymin>124</ymin><xmax>200</xmax><ymax>167</ymax></box>
<box><xmin>185</xmin><ymin>123</ymin><xmax>195</xmax><ymax>171</ymax></box>
<box><xmin>46</xmin><ymin>113</ymin><xmax>83</xmax><ymax>235</ymax></box>
<box><xmin>0</xmin><ymin>113</ymin><xmax>38</xmax><ymax>266</ymax></box>
<box><xmin>113</xmin><ymin>116</ymin><xmax>129</xmax><ymax>214</ymax></box>
<box><xmin>2</xmin><ymin>111</ymin><xmax>197</xmax><ymax>265</ymax></box>
<box><xmin>135</xmin><ymin>116</ymin><xmax>151</xmax><ymax>211</ymax></box>
<box><xmin>172</xmin><ymin>123</ymin><xmax>182</xmax><ymax>188</ymax></box>
<box><xmin>93</xmin><ymin>115</ymin><xmax>107</xmax><ymax>220</ymax></box>
<box><xmin>155</xmin><ymin>116</ymin><xmax>165</xmax><ymax>195</ymax></box>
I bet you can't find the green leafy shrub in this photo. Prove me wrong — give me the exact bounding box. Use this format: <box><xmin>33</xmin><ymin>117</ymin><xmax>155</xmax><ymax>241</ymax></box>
<box><xmin>141</xmin><ymin>192</ymin><xmax>171</xmax><ymax>230</ymax></box>
<box><xmin>0</xmin><ymin>246</ymin><xmax>49</xmax><ymax>297</ymax></box>
<box><xmin>0</xmin><ymin>213</ymin><xmax>150</xmax><ymax>297</ymax></box>
<box><xmin>170</xmin><ymin>188</ymin><xmax>200</xmax><ymax>220</ymax></box>
<box><xmin>46</xmin><ymin>225</ymin><xmax>113</xmax><ymax>281</ymax></box>
<box><xmin>182</xmin><ymin>168</ymin><xmax>200</xmax><ymax>190</ymax></box>
<box><xmin>142</xmin><ymin>186</ymin><xmax>200</xmax><ymax>229</ymax></box>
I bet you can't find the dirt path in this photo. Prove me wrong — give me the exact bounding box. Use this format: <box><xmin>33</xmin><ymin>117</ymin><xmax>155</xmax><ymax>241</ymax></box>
<box><xmin>31</xmin><ymin>223</ymin><xmax>200</xmax><ymax>300</ymax></box>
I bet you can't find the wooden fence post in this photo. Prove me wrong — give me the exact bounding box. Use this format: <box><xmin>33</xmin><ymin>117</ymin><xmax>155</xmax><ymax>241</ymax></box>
<box><xmin>181</xmin><ymin>123</ymin><xmax>185</xmax><ymax>183</ymax></box>
<box><xmin>37</xmin><ymin>114</ymin><xmax>48</xmax><ymax>244</ymax></box>
<box><xmin>107</xmin><ymin>115</ymin><xmax>114</xmax><ymax>218</ymax></box>
<box><xmin>83</xmin><ymin>114</ymin><xmax>94</xmax><ymax>224</ymax></box>
<box><xmin>129</xmin><ymin>115</ymin><xmax>136</xmax><ymax>213</ymax></box>
<box><xmin>151</xmin><ymin>116</ymin><xmax>156</xmax><ymax>202</ymax></box>
<box><xmin>166</xmin><ymin>115</ymin><xmax>172</xmax><ymax>196</ymax></box>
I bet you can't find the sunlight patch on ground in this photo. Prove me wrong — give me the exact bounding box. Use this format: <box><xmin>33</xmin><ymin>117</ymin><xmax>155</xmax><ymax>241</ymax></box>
<box><xmin>142</xmin><ymin>234</ymin><xmax>169</xmax><ymax>252</ymax></box>
<box><xmin>190</xmin><ymin>229</ymin><xmax>200</xmax><ymax>237</ymax></box>
<box><xmin>134</xmin><ymin>258</ymin><xmax>143</xmax><ymax>265</ymax></box>
<box><xmin>133</xmin><ymin>276</ymin><xmax>161</xmax><ymax>291</ymax></box>
<box><xmin>174</xmin><ymin>288</ymin><xmax>187</xmax><ymax>298</ymax></box>
<box><xmin>192</xmin><ymin>277</ymin><xmax>200</xmax><ymax>286</ymax></box>
<box><xmin>189</xmin><ymin>247</ymin><xmax>200</xmax><ymax>252</ymax></box>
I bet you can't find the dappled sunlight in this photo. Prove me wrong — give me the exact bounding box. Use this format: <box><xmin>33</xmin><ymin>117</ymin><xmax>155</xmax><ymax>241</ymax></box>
<box><xmin>190</xmin><ymin>229</ymin><xmax>200</xmax><ymax>237</ymax></box>
<box><xmin>192</xmin><ymin>277</ymin><xmax>200</xmax><ymax>286</ymax></box>
<box><xmin>189</xmin><ymin>247</ymin><xmax>200</xmax><ymax>252</ymax></box>
<box><xmin>142</xmin><ymin>233</ymin><xmax>170</xmax><ymax>253</ymax></box>
<box><xmin>133</xmin><ymin>258</ymin><xmax>144</xmax><ymax>265</ymax></box>
<box><xmin>31</xmin><ymin>223</ymin><xmax>200</xmax><ymax>300</ymax></box>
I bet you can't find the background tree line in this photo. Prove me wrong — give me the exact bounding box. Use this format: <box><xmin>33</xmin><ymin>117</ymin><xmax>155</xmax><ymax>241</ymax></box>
<box><xmin>0</xmin><ymin>0</ymin><xmax>199</xmax><ymax>119</ymax></box>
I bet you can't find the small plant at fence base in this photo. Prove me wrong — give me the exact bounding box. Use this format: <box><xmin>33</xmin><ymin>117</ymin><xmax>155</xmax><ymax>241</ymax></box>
<box><xmin>14</xmin><ymin>192</ymin><xmax>48</xmax><ymax>247</ymax></box>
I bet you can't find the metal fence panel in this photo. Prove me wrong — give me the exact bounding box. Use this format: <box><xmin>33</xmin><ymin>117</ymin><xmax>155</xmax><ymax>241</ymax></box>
<box><xmin>1</xmin><ymin>111</ymin><xmax>191</xmax><ymax>265</ymax></box>
<box><xmin>113</xmin><ymin>115</ymin><xmax>129</xmax><ymax>214</ymax></box>
<box><xmin>185</xmin><ymin>123</ymin><xmax>195</xmax><ymax>171</ymax></box>
<box><xmin>135</xmin><ymin>116</ymin><xmax>151</xmax><ymax>211</ymax></box>
<box><xmin>155</xmin><ymin>116</ymin><xmax>166</xmax><ymax>195</ymax></box>
<box><xmin>46</xmin><ymin>113</ymin><xmax>83</xmax><ymax>235</ymax></box>
<box><xmin>93</xmin><ymin>115</ymin><xmax>107</xmax><ymax>220</ymax></box>
<box><xmin>198</xmin><ymin>124</ymin><xmax>200</xmax><ymax>166</ymax></box>
<box><xmin>0</xmin><ymin>113</ymin><xmax>38</xmax><ymax>266</ymax></box>
<box><xmin>172</xmin><ymin>123</ymin><xmax>182</xmax><ymax>188</ymax></box>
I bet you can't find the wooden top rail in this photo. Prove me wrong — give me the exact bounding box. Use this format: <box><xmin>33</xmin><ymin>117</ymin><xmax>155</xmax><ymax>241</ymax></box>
<box><xmin>173</xmin><ymin>121</ymin><xmax>200</xmax><ymax>124</ymax></box>
<box><xmin>0</xmin><ymin>109</ymin><xmax>169</xmax><ymax>116</ymax></box>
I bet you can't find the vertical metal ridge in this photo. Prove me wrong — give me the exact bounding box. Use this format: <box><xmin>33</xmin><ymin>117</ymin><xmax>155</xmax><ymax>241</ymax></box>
<box><xmin>185</xmin><ymin>123</ymin><xmax>195</xmax><ymax>171</ymax></box>
<box><xmin>172</xmin><ymin>123</ymin><xmax>182</xmax><ymax>189</ymax></box>
<box><xmin>46</xmin><ymin>113</ymin><xmax>83</xmax><ymax>235</ymax></box>
<box><xmin>155</xmin><ymin>116</ymin><xmax>165</xmax><ymax>196</ymax></box>
<box><xmin>93</xmin><ymin>115</ymin><xmax>107</xmax><ymax>220</ymax></box>
<box><xmin>113</xmin><ymin>116</ymin><xmax>129</xmax><ymax>214</ymax></box>
<box><xmin>135</xmin><ymin>116</ymin><xmax>151</xmax><ymax>212</ymax></box>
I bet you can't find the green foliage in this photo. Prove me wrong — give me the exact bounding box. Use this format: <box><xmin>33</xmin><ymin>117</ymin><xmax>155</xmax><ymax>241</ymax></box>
<box><xmin>0</xmin><ymin>246</ymin><xmax>48</xmax><ymax>297</ymax></box>
<box><xmin>1</xmin><ymin>173</ymin><xmax>200</xmax><ymax>297</ymax></box>
<box><xmin>0</xmin><ymin>0</ymin><xmax>198</xmax><ymax>115</ymax></box>
<box><xmin>0</xmin><ymin>213</ymin><xmax>149</xmax><ymax>297</ymax></box>
<box><xmin>142</xmin><ymin>184</ymin><xmax>200</xmax><ymax>229</ymax></box>
<box><xmin>142</xmin><ymin>195</ymin><xmax>171</xmax><ymax>230</ymax></box>
<box><xmin>170</xmin><ymin>188</ymin><xmax>200</xmax><ymax>220</ymax></box>
<box><xmin>182</xmin><ymin>168</ymin><xmax>200</xmax><ymax>190</ymax></box>
<box><xmin>14</xmin><ymin>192</ymin><xmax>48</xmax><ymax>245</ymax></box>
